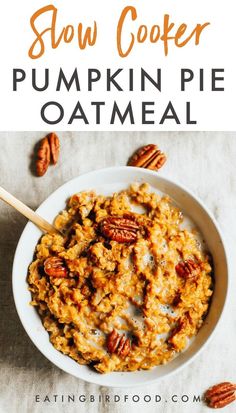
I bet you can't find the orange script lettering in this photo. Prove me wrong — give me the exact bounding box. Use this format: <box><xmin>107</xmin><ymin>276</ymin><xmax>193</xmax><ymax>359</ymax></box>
<box><xmin>117</xmin><ymin>6</ymin><xmax>210</xmax><ymax>57</ymax></box>
<box><xmin>29</xmin><ymin>5</ymin><xmax>97</xmax><ymax>59</ymax></box>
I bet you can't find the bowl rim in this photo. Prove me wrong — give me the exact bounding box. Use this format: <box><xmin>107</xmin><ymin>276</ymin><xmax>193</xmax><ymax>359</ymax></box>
<box><xmin>12</xmin><ymin>166</ymin><xmax>230</xmax><ymax>387</ymax></box>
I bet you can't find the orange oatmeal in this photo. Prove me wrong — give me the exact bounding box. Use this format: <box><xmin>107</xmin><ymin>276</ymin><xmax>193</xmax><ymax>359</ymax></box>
<box><xmin>28</xmin><ymin>183</ymin><xmax>213</xmax><ymax>373</ymax></box>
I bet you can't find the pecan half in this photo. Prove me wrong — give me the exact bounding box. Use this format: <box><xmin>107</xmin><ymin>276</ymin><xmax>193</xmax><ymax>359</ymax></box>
<box><xmin>205</xmin><ymin>382</ymin><xmax>236</xmax><ymax>409</ymax></box>
<box><xmin>44</xmin><ymin>257</ymin><xmax>68</xmax><ymax>278</ymax></box>
<box><xmin>36</xmin><ymin>137</ymin><xmax>50</xmax><ymax>176</ymax></box>
<box><xmin>128</xmin><ymin>144</ymin><xmax>167</xmax><ymax>171</ymax></box>
<box><xmin>48</xmin><ymin>132</ymin><xmax>60</xmax><ymax>165</ymax></box>
<box><xmin>175</xmin><ymin>259</ymin><xmax>200</xmax><ymax>279</ymax></box>
<box><xmin>107</xmin><ymin>330</ymin><xmax>131</xmax><ymax>358</ymax></box>
<box><xmin>100</xmin><ymin>216</ymin><xmax>139</xmax><ymax>243</ymax></box>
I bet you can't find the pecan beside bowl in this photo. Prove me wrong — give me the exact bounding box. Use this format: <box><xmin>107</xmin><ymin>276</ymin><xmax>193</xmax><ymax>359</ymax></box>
<box><xmin>35</xmin><ymin>133</ymin><xmax>60</xmax><ymax>176</ymax></box>
<box><xmin>128</xmin><ymin>144</ymin><xmax>167</xmax><ymax>171</ymax></box>
<box><xmin>205</xmin><ymin>382</ymin><xmax>236</xmax><ymax>409</ymax></box>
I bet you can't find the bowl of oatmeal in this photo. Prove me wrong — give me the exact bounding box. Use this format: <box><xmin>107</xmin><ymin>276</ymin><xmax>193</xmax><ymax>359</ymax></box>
<box><xmin>12</xmin><ymin>167</ymin><xmax>228</xmax><ymax>387</ymax></box>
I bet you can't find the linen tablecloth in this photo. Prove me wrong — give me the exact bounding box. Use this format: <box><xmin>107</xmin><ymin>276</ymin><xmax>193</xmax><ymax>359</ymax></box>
<box><xmin>0</xmin><ymin>131</ymin><xmax>235</xmax><ymax>413</ymax></box>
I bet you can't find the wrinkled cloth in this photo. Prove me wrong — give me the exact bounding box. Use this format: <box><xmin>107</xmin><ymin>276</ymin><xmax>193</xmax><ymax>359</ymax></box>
<box><xmin>0</xmin><ymin>131</ymin><xmax>235</xmax><ymax>413</ymax></box>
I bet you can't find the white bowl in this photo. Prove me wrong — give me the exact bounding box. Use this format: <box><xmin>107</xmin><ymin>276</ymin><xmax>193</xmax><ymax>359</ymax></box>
<box><xmin>12</xmin><ymin>167</ymin><xmax>229</xmax><ymax>387</ymax></box>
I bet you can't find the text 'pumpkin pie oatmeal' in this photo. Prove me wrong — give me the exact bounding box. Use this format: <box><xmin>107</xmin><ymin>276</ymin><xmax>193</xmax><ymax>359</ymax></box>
<box><xmin>28</xmin><ymin>183</ymin><xmax>213</xmax><ymax>373</ymax></box>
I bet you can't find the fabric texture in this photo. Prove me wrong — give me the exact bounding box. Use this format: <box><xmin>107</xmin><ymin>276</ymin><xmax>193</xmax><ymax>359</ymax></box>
<box><xmin>0</xmin><ymin>131</ymin><xmax>235</xmax><ymax>413</ymax></box>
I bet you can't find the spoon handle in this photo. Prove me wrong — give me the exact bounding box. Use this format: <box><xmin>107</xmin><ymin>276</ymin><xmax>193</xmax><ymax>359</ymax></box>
<box><xmin>0</xmin><ymin>186</ymin><xmax>59</xmax><ymax>235</ymax></box>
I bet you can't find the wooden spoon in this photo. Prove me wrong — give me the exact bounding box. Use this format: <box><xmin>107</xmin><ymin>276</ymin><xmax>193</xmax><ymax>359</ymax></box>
<box><xmin>0</xmin><ymin>186</ymin><xmax>59</xmax><ymax>235</ymax></box>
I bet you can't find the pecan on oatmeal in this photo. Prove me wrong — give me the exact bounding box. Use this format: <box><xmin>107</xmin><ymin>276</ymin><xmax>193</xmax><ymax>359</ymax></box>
<box><xmin>107</xmin><ymin>330</ymin><xmax>131</xmax><ymax>357</ymax></box>
<box><xmin>44</xmin><ymin>257</ymin><xmax>68</xmax><ymax>278</ymax></box>
<box><xmin>175</xmin><ymin>259</ymin><xmax>201</xmax><ymax>279</ymax></box>
<box><xmin>100</xmin><ymin>216</ymin><xmax>139</xmax><ymax>243</ymax></box>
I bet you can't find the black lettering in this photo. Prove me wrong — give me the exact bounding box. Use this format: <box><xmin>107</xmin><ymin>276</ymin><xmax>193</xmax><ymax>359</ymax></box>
<box><xmin>141</xmin><ymin>68</ymin><xmax>161</xmax><ymax>91</ymax></box>
<box><xmin>129</xmin><ymin>68</ymin><xmax>134</xmax><ymax>91</ymax></box>
<box><xmin>142</xmin><ymin>102</ymin><xmax>155</xmax><ymax>124</ymax></box>
<box><xmin>110</xmin><ymin>101</ymin><xmax>134</xmax><ymax>124</ymax></box>
<box><xmin>186</xmin><ymin>101</ymin><xmax>197</xmax><ymax>124</ymax></box>
<box><xmin>107</xmin><ymin>69</ymin><xmax>123</xmax><ymax>91</ymax></box>
<box><xmin>41</xmin><ymin>101</ymin><xmax>64</xmax><ymax>124</ymax></box>
<box><xmin>160</xmin><ymin>101</ymin><xmax>180</xmax><ymax>124</ymax></box>
<box><xmin>68</xmin><ymin>101</ymin><xmax>89</xmax><ymax>124</ymax></box>
<box><xmin>88</xmin><ymin>69</ymin><xmax>101</xmax><ymax>91</ymax></box>
<box><xmin>13</xmin><ymin>69</ymin><xmax>26</xmax><ymax>91</ymax></box>
<box><xmin>212</xmin><ymin>69</ymin><xmax>224</xmax><ymax>91</ymax></box>
<box><xmin>200</xmin><ymin>68</ymin><xmax>204</xmax><ymax>91</ymax></box>
<box><xmin>56</xmin><ymin>68</ymin><xmax>80</xmax><ymax>91</ymax></box>
<box><xmin>181</xmin><ymin>69</ymin><xmax>194</xmax><ymax>91</ymax></box>
<box><xmin>91</xmin><ymin>101</ymin><xmax>105</xmax><ymax>124</ymax></box>
<box><xmin>32</xmin><ymin>68</ymin><xmax>49</xmax><ymax>91</ymax></box>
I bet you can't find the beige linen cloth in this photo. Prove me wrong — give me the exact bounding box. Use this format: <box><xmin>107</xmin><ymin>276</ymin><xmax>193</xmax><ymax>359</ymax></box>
<box><xmin>0</xmin><ymin>131</ymin><xmax>235</xmax><ymax>413</ymax></box>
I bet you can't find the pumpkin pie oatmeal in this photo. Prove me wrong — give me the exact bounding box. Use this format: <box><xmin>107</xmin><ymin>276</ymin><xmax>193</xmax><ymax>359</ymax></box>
<box><xmin>28</xmin><ymin>183</ymin><xmax>213</xmax><ymax>373</ymax></box>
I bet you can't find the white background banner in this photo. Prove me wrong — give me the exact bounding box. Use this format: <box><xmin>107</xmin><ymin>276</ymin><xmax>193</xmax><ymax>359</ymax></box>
<box><xmin>0</xmin><ymin>0</ymin><xmax>235</xmax><ymax>131</ymax></box>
